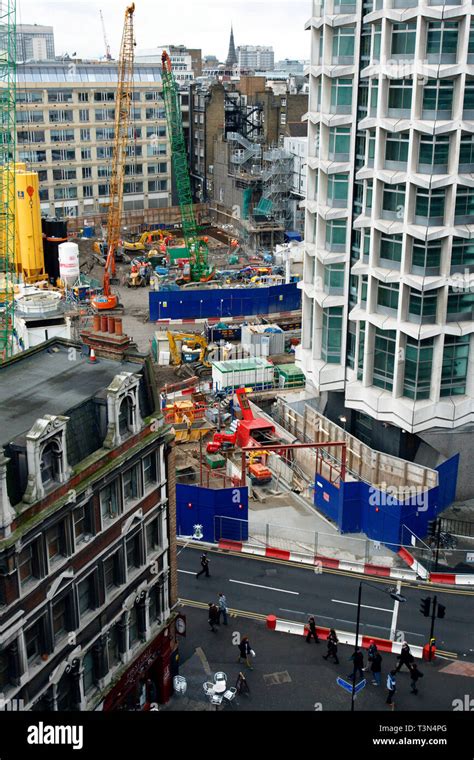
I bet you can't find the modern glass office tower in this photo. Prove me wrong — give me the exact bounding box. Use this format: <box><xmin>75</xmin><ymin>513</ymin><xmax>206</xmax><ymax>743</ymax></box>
<box><xmin>297</xmin><ymin>0</ymin><xmax>474</xmax><ymax>443</ymax></box>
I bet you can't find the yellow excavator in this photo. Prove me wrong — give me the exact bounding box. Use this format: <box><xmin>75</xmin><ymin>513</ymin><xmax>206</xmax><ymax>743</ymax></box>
<box><xmin>167</xmin><ymin>331</ymin><xmax>211</xmax><ymax>374</ymax></box>
<box><xmin>124</xmin><ymin>228</ymin><xmax>167</xmax><ymax>252</ymax></box>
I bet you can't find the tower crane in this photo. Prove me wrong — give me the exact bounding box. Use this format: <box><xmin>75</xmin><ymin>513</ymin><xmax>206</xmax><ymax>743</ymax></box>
<box><xmin>92</xmin><ymin>3</ymin><xmax>135</xmax><ymax>311</ymax></box>
<box><xmin>100</xmin><ymin>9</ymin><xmax>112</xmax><ymax>61</ymax></box>
<box><xmin>161</xmin><ymin>51</ymin><xmax>213</xmax><ymax>282</ymax></box>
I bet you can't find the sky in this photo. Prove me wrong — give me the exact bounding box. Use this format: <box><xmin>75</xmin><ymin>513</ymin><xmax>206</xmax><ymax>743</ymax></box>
<box><xmin>18</xmin><ymin>0</ymin><xmax>311</xmax><ymax>63</ymax></box>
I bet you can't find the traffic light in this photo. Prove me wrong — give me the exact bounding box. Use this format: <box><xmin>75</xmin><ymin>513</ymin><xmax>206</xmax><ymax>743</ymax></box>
<box><xmin>427</xmin><ymin>519</ymin><xmax>438</xmax><ymax>539</ymax></box>
<box><xmin>420</xmin><ymin>597</ymin><xmax>431</xmax><ymax>617</ymax></box>
<box><xmin>437</xmin><ymin>603</ymin><xmax>446</xmax><ymax>619</ymax></box>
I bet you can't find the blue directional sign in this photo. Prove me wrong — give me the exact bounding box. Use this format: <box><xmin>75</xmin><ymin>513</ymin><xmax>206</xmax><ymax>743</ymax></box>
<box><xmin>337</xmin><ymin>677</ymin><xmax>366</xmax><ymax>696</ymax></box>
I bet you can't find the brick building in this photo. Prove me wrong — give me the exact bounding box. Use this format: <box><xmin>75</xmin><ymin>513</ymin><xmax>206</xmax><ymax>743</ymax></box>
<box><xmin>0</xmin><ymin>326</ymin><xmax>178</xmax><ymax>711</ymax></box>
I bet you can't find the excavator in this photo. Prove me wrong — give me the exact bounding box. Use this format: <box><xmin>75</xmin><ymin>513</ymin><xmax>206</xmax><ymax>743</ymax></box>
<box><xmin>124</xmin><ymin>228</ymin><xmax>169</xmax><ymax>252</ymax></box>
<box><xmin>167</xmin><ymin>331</ymin><xmax>211</xmax><ymax>374</ymax></box>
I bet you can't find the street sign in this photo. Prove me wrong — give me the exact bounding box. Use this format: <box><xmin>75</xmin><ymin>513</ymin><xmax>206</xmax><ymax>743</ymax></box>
<box><xmin>466</xmin><ymin>552</ymin><xmax>474</xmax><ymax>564</ymax></box>
<box><xmin>337</xmin><ymin>677</ymin><xmax>366</xmax><ymax>696</ymax></box>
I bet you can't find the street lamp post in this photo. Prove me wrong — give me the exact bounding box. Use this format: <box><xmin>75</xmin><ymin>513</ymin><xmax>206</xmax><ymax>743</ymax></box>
<box><xmin>350</xmin><ymin>581</ymin><xmax>407</xmax><ymax>712</ymax></box>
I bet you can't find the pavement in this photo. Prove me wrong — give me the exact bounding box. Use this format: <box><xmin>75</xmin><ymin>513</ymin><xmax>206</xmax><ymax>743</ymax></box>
<box><xmin>177</xmin><ymin>547</ymin><xmax>474</xmax><ymax>657</ymax></box>
<box><xmin>163</xmin><ymin>604</ymin><xmax>474</xmax><ymax>713</ymax></box>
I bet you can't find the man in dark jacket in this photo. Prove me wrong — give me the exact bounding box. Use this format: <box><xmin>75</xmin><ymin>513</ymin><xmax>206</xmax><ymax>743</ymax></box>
<box><xmin>237</xmin><ymin>636</ymin><xmax>254</xmax><ymax>669</ymax></box>
<box><xmin>208</xmin><ymin>602</ymin><xmax>219</xmax><ymax>632</ymax></box>
<box><xmin>196</xmin><ymin>552</ymin><xmax>210</xmax><ymax>579</ymax></box>
<box><xmin>395</xmin><ymin>642</ymin><xmax>414</xmax><ymax>672</ymax></box>
<box><xmin>409</xmin><ymin>662</ymin><xmax>423</xmax><ymax>695</ymax></box>
<box><xmin>322</xmin><ymin>629</ymin><xmax>339</xmax><ymax>664</ymax></box>
<box><xmin>349</xmin><ymin>647</ymin><xmax>365</xmax><ymax>680</ymax></box>
<box><xmin>306</xmin><ymin>616</ymin><xmax>320</xmax><ymax>644</ymax></box>
<box><xmin>371</xmin><ymin>651</ymin><xmax>383</xmax><ymax>686</ymax></box>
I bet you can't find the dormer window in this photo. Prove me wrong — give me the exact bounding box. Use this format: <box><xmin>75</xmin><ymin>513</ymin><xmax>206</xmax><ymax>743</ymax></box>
<box><xmin>40</xmin><ymin>440</ymin><xmax>62</xmax><ymax>486</ymax></box>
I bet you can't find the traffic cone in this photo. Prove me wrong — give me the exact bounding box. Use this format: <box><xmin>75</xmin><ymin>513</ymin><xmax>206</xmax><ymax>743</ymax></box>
<box><xmin>89</xmin><ymin>348</ymin><xmax>97</xmax><ymax>363</ymax></box>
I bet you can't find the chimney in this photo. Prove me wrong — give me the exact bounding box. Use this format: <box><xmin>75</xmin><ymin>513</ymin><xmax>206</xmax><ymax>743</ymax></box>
<box><xmin>93</xmin><ymin>314</ymin><xmax>100</xmax><ymax>332</ymax></box>
<box><xmin>115</xmin><ymin>318</ymin><xmax>123</xmax><ymax>336</ymax></box>
<box><xmin>100</xmin><ymin>315</ymin><xmax>108</xmax><ymax>333</ymax></box>
<box><xmin>108</xmin><ymin>316</ymin><xmax>116</xmax><ymax>334</ymax></box>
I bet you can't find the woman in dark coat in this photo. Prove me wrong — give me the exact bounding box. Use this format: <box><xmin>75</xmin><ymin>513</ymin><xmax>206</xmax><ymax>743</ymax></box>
<box><xmin>306</xmin><ymin>616</ymin><xmax>320</xmax><ymax>644</ymax></box>
<box><xmin>322</xmin><ymin>628</ymin><xmax>339</xmax><ymax>664</ymax></box>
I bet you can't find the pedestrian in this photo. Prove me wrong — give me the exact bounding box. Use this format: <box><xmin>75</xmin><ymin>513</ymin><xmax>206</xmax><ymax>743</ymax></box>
<box><xmin>237</xmin><ymin>637</ymin><xmax>254</xmax><ymax>669</ymax></box>
<box><xmin>322</xmin><ymin>628</ymin><xmax>339</xmax><ymax>664</ymax></box>
<box><xmin>306</xmin><ymin>616</ymin><xmax>320</xmax><ymax>644</ymax></box>
<box><xmin>367</xmin><ymin>640</ymin><xmax>378</xmax><ymax>663</ymax></box>
<box><xmin>218</xmin><ymin>592</ymin><xmax>228</xmax><ymax>626</ymax></box>
<box><xmin>409</xmin><ymin>662</ymin><xmax>423</xmax><ymax>695</ymax></box>
<box><xmin>386</xmin><ymin>670</ymin><xmax>397</xmax><ymax>710</ymax></box>
<box><xmin>196</xmin><ymin>552</ymin><xmax>210</xmax><ymax>579</ymax></box>
<box><xmin>208</xmin><ymin>602</ymin><xmax>219</xmax><ymax>632</ymax></box>
<box><xmin>395</xmin><ymin>641</ymin><xmax>414</xmax><ymax>673</ymax></box>
<box><xmin>348</xmin><ymin>647</ymin><xmax>365</xmax><ymax>680</ymax></box>
<box><xmin>371</xmin><ymin>651</ymin><xmax>383</xmax><ymax>686</ymax></box>
<box><xmin>235</xmin><ymin>671</ymin><xmax>250</xmax><ymax>696</ymax></box>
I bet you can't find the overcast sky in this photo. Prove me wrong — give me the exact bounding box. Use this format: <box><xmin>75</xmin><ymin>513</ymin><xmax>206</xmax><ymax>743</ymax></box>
<box><xmin>18</xmin><ymin>0</ymin><xmax>310</xmax><ymax>62</ymax></box>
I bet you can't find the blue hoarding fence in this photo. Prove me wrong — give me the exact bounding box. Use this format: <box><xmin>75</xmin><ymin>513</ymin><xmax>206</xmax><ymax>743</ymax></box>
<box><xmin>149</xmin><ymin>282</ymin><xmax>301</xmax><ymax>321</ymax></box>
<box><xmin>176</xmin><ymin>484</ymin><xmax>249</xmax><ymax>544</ymax></box>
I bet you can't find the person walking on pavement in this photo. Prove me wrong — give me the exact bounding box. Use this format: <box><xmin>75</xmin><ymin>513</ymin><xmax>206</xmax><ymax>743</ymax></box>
<box><xmin>217</xmin><ymin>592</ymin><xmax>228</xmax><ymax>626</ymax></box>
<box><xmin>306</xmin><ymin>616</ymin><xmax>320</xmax><ymax>644</ymax></box>
<box><xmin>235</xmin><ymin>672</ymin><xmax>250</xmax><ymax>696</ymax></box>
<box><xmin>367</xmin><ymin>640</ymin><xmax>378</xmax><ymax>664</ymax></box>
<box><xmin>395</xmin><ymin>642</ymin><xmax>414</xmax><ymax>673</ymax></box>
<box><xmin>322</xmin><ymin>628</ymin><xmax>339</xmax><ymax>664</ymax></box>
<box><xmin>409</xmin><ymin>662</ymin><xmax>424</xmax><ymax>695</ymax></box>
<box><xmin>370</xmin><ymin>651</ymin><xmax>383</xmax><ymax>686</ymax></box>
<box><xmin>349</xmin><ymin>647</ymin><xmax>365</xmax><ymax>680</ymax></box>
<box><xmin>196</xmin><ymin>552</ymin><xmax>210</xmax><ymax>579</ymax></box>
<box><xmin>237</xmin><ymin>637</ymin><xmax>254</xmax><ymax>669</ymax></box>
<box><xmin>386</xmin><ymin>670</ymin><xmax>397</xmax><ymax>710</ymax></box>
<box><xmin>208</xmin><ymin>602</ymin><xmax>219</xmax><ymax>632</ymax></box>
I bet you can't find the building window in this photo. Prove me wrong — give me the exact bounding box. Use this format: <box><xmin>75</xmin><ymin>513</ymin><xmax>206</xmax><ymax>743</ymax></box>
<box><xmin>379</xmin><ymin>233</ymin><xmax>402</xmax><ymax>265</ymax></box>
<box><xmin>94</xmin><ymin>91</ymin><xmax>115</xmax><ymax>102</ymax></box>
<box><xmin>126</xmin><ymin>533</ymin><xmax>141</xmax><ymax>572</ymax></box>
<box><xmin>412</xmin><ymin>240</ymin><xmax>442</xmax><ymax>274</ymax></box>
<box><xmin>451</xmin><ymin>239</ymin><xmax>474</xmax><ymax>271</ymax></box>
<box><xmin>377</xmin><ymin>282</ymin><xmax>399</xmax><ymax>312</ymax></box>
<box><xmin>418</xmin><ymin>135</ymin><xmax>449</xmax><ymax>172</ymax></box>
<box><xmin>81</xmin><ymin>148</ymin><xmax>92</xmax><ymax>161</ymax></box>
<box><xmin>47</xmin><ymin>90</ymin><xmax>73</xmax><ymax>103</ymax></box>
<box><xmin>143</xmin><ymin>453</ymin><xmax>157</xmax><ymax>488</ymax></box>
<box><xmin>52</xmin><ymin>595</ymin><xmax>72</xmax><ymax>642</ymax></box>
<box><xmin>146</xmin><ymin>518</ymin><xmax>162</xmax><ymax>555</ymax></box>
<box><xmin>78</xmin><ymin>575</ymin><xmax>95</xmax><ymax>616</ymax></box>
<box><xmin>459</xmin><ymin>134</ymin><xmax>474</xmax><ymax>171</ymax></box>
<box><xmin>80</xmin><ymin>128</ymin><xmax>91</xmax><ymax>142</ymax></box>
<box><xmin>52</xmin><ymin>168</ymin><xmax>76</xmax><ymax>181</ymax></box>
<box><xmin>447</xmin><ymin>288</ymin><xmax>474</xmax><ymax>320</ymax></box>
<box><xmin>346</xmin><ymin>328</ymin><xmax>356</xmax><ymax>370</ymax></box>
<box><xmin>40</xmin><ymin>446</ymin><xmax>62</xmax><ymax>489</ymax></box>
<box><xmin>73</xmin><ymin>504</ymin><xmax>92</xmax><ymax>545</ymax></box>
<box><xmin>414</xmin><ymin>188</ymin><xmax>445</xmax><ymax>224</ymax></box>
<box><xmin>422</xmin><ymin>79</ymin><xmax>454</xmax><ymax>118</ymax></box>
<box><xmin>328</xmin><ymin>126</ymin><xmax>350</xmax><ymax>160</ymax></box>
<box><xmin>388</xmin><ymin>79</ymin><xmax>412</xmax><ymax>114</ymax></box>
<box><xmin>391</xmin><ymin>22</ymin><xmax>416</xmax><ymax>56</ymax></box>
<box><xmin>104</xmin><ymin>553</ymin><xmax>121</xmax><ymax>593</ymax></box>
<box><xmin>382</xmin><ymin>183</ymin><xmax>406</xmax><ymax>218</ymax></box>
<box><xmin>332</xmin><ymin>26</ymin><xmax>355</xmax><ymax>62</ymax></box>
<box><xmin>49</xmin><ymin>109</ymin><xmax>73</xmax><ymax>123</ymax></box>
<box><xmin>403</xmin><ymin>337</ymin><xmax>434</xmax><ymax>400</ymax></box>
<box><xmin>123</xmin><ymin>464</ymin><xmax>140</xmax><ymax>505</ymax></box>
<box><xmin>408</xmin><ymin>289</ymin><xmax>438</xmax><ymax>323</ymax></box>
<box><xmin>52</xmin><ymin>149</ymin><xmax>75</xmax><ymax>161</ymax></box>
<box><xmin>107</xmin><ymin>624</ymin><xmax>121</xmax><ymax>668</ymax></box>
<box><xmin>324</xmin><ymin>264</ymin><xmax>345</xmax><ymax>293</ymax></box>
<box><xmin>325</xmin><ymin>219</ymin><xmax>346</xmax><ymax>250</ymax></box>
<box><xmin>24</xmin><ymin>619</ymin><xmax>46</xmax><ymax>665</ymax></box>
<box><xmin>0</xmin><ymin>649</ymin><xmax>13</xmax><ymax>691</ymax></box>
<box><xmin>18</xmin><ymin>541</ymin><xmax>42</xmax><ymax>586</ymax></box>
<box><xmin>82</xmin><ymin>651</ymin><xmax>96</xmax><ymax>695</ymax></box>
<box><xmin>330</xmin><ymin>78</ymin><xmax>353</xmax><ymax>112</ymax></box>
<box><xmin>440</xmin><ymin>336</ymin><xmax>470</xmax><ymax>396</ymax></box>
<box><xmin>385</xmin><ymin>131</ymin><xmax>409</xmax><ymax>165</ymax></box>
<box><xmin>83</xmin><ymin>185</ymin><xmax>94</xmax><ymax>198</ymax></box>
<box><xmin>321</xmin><ymin>307</ymin><xmax>343</xmax><ymax>364</ymax></box>
<box><xmin>46</xmin><ymin>522</ymin><xmax>67</xmax><ymax>565</ymax></box>
<box><xmin>327</xmin><ymin>173</ymin><xmax>349</xmax><ymax>206</ymax></box>
<box><xmin>454</xmin><ymin>186</ymin><xmax>474</xmax><ymax>222</ymax></box>
<box><xmin>78</xmin><ymin>92</ymin><xmax>89</xmax><ymax>102</ymax></box>
<box><xmin>128</xmin><ymin>606</ymin><xmax>139</xmax><ymax>646</ymax></box>
<box><xmin>426</xmin><ymin>21</ymin><xmax>458</xmax><ymax>62</ymax></box>
<box><xmin>100</xmin><ymin>481</ymin><xmax>120</xmax><ymax>522</ymax></box>
<box><xmin>373</xmin><ymin>329</ymin><xmax>396</xmax><ymax>391</ymax></box>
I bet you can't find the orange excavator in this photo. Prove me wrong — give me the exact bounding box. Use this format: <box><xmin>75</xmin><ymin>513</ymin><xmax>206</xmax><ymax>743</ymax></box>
<box><xmin>92</xmin><ymin>4</ymin><xmax>135</xmax><ymax>310</ymax></box>
<box><xmin>206</xmin><ymin>388</ymin><xmax>277</xmax><ymax>456</ymax></box>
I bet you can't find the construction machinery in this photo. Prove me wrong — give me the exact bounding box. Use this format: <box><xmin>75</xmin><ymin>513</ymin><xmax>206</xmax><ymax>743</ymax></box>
<box><xmin>124</xmin><ymin>228</ymin><xmax>168</xmax><ymax>252</ymax></box>
<box><xmin>167</xmin><ymin>330</ymin><xmax>211</xmax><ymax>373</ymax></box>
<box><xmin>91</xmin><ymin>3</ymin><xmax>135</xmax><ymax>310</ymax></box>
<box><xmin>100</xmin><ymin>9</ymin><xmax>112</xmax><ymax>60</ymax></box>
<box><xmin>206</xmin><ymin>388</ymin><xmax>277</xmax><ymax>454</ymax></box>
<box><xmin>161</xmin><ymin>51</ymin><xmax>214</xmax><ymax>283</ymax></box>
<box><xmin>248</xmin><ymin>462</ymin><xmax>272</xmax><ymax>486</ymax></box>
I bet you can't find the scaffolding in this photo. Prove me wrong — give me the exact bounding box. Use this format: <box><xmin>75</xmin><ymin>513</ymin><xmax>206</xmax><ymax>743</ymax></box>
<box><xmin>0</xmin><ymin>0</ymin><xmax>16</xmax><ymax>361</ymax></box>
<box><xmin>255</xmin><ymin>147</ymin><xmax>293</xmax><ymax>227</ymax></box>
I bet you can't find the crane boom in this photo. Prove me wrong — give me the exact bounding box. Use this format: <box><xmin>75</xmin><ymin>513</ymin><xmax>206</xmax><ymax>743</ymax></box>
<box><xmin>93</xmin><ymin>3</ymin><xmax>135</xmax><ymax>310</ymax></box>
<box><xmin>161</xmin><ymin>51</ymin><xmax>212</xmax><ymax>282</ymax></box>
<box><xmin>100</xmin><ymin>9</ymin><xmax>112</xmax><ymax>61</ymax></box>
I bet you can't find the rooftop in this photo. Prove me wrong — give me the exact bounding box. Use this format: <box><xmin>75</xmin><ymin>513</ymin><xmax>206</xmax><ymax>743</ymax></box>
<box><xmin>0</xmin><ymin>341</ymin><xmax>142</xmax><ymax>445</ymax></box>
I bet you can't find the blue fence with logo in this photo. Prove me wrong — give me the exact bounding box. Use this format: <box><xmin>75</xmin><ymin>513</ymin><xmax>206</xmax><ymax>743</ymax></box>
<box><xmin>149</xmin><ymin>282</ymin><xmax>301</xmax><ymax>321</ymax></box>
<box><xmin>176</xmin><ymin>483</ymin><xmax>249</xmax><ymax>544</ymax></box>
<box><xmin>314</xmin><ymin>453</ymin><xmax>459</xmax><ymax>549</ymax></box>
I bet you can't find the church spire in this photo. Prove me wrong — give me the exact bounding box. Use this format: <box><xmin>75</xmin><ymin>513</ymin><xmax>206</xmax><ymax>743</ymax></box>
<box><xmin>225</xmin><ymin>24</ymin><xmax>237</xmax><ymax>67</ymax></box>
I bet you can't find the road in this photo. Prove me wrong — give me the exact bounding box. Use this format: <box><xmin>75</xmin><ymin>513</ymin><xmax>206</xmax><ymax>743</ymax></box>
<box><xmin>178</xmin><ymin>546</ymin><xmax>474</xmax><ymax>657</ymax></box>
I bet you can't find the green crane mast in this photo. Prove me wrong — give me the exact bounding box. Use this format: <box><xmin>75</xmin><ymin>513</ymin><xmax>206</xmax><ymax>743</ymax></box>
<box><xmin>161</xmin><ymin>51</ymin><xmax>211</xmax><ymax>282</ymax></box>
<box><xmin>0</xmin><ymin>0</ymin><xmax>16</xmax><ymax>361</ymax></box>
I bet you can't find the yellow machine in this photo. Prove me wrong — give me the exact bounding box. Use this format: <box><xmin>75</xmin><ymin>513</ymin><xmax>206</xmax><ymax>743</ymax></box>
<box><xmin>124</xmin><ymin>228</ymin><xmax>166</xmax><ymax>252</ymax></box>
<box><xmin>166</xmin><ymin>330</ymin><xmax>211</xmax><ymax>368</ymax></box>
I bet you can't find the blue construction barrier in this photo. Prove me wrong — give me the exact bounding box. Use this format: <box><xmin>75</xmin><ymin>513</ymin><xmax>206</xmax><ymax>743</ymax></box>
<box><xmin>149</xmin><ymin>282</ymin><xmax>301</xmax><ymax>321</ymax></box>
<box><xmin>176</xmin><ymin>483</ymin><xmax>249</xmax><ymax>544</ymax></box>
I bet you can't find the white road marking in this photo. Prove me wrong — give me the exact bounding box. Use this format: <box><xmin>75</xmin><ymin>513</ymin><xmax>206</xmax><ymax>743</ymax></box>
<box><xmin>178</xmin><ymin>570</ymin><xmax>196</xmax><ymax>575</ymax></box>
<box><xmin>229</xmin><ymin>579</ymin><xmax>299</xmax><ymax>595</ymax></box>
<box><xmin>332</xmin><ymin>598</ymin><xmax>392</xmax><ymax>613</ymax></box>
<box><xmin>279</xmin><ymin>608</ymin><xmax>307</xmax><ymax>615</ymax></box>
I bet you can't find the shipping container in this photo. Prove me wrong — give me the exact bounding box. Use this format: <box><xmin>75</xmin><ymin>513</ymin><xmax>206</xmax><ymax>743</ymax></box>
<box><xmin>211</xmin><ymin>357</ymin><xmax>275</xmax><ymax>391</ymax></box>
